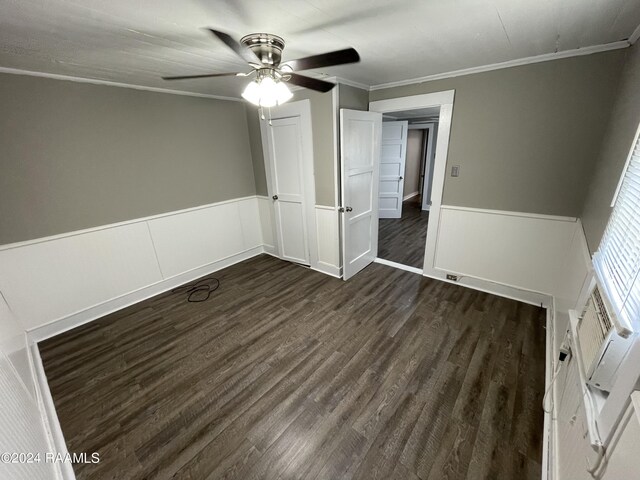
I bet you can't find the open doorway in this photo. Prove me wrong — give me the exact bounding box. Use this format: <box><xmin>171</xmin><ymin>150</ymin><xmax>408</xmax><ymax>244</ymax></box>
<box><xmin>340</xmin><ymin>90</ymin><xmax>454</xmax><ymax>280</ymax></box>
<box><xmin>377</xmin><ymin>107</ymin><xmax>440</xmax><ymax>269</ymax></box>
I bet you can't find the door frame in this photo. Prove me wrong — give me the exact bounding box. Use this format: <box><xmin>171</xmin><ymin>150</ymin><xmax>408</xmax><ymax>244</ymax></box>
<box><xmin>259</xmin><ymin>99</ymin><xmax>319</xmax><ymax>268</ymax></box>
<box><xmin>369</xmin><ymin>90</ymin><xmax>455</xmax><ymax>275</ymax></box>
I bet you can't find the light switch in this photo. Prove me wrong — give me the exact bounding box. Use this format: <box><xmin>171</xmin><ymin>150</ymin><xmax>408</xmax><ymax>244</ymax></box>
<box><xmin>451</xmin><ymin>165</ymin><xmax>460</xmax><ymax>177</ymax></box>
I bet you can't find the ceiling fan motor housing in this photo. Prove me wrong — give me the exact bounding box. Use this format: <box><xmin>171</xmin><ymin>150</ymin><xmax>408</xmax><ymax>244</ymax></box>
<box><xmin>240</xmin><ymin>33</ymin><xmax>285</xmax><ymax>67</ymax></box>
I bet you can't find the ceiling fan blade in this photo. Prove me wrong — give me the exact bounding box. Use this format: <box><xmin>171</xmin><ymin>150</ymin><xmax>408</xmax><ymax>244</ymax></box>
<box><xmin>207</xmin><ymin>28</ymin><xmax>262</xmax><ymax>66</ymax></box>
<box><xmin>162</xmin><ymin>72</ymin><xmax>242</xmax><ymax>81</ymax></box>
<box><xmin>282</xmin><ymin>48</ymin><xmax>360</xmax><ymax>71</ymax></box>
<box><xmin>286</xmin><ymin>73</ymin><xmax>336</xmax><ymax>93</ymax></box>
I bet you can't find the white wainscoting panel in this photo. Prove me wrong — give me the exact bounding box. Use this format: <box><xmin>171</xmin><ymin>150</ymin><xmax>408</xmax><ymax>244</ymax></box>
<box><xmin>314</xmin><ymin>206</ymin><xmax>341</xmax><ymax>277</ymax></box>
<box><xmin>0</xmin><ymin>196</ymin><xmax>265</xmax><ymax>336</ymax></box>
<box><xmin>601</xmin><ymin>393</ymin><xmax>640</xmax><ymax>479</ymax></box>
<box><xmin>0</xmin><ymin>351</ymin><xmax>57</xmax><ymax>480</ymax></box>
<box><xmin>554</xmin><ymin>354</ymin><xmax>593</xmax><ymax>480</ymax></box>
<box><xmin>148</xmin><ymin>202</ymin><xmax>245</xmax><ymax>278</ymax></box>
<box><xmin>0</xmin><ymin>296</ymin><xmax>32</xmax><ymax>395</ymax></box>
<box><xmin>237</xmin><ymin>197</ymin><xmax>264</xmax><ymax>250</ymax></box>
<box><xmin>553</xmin><ymin>220</ymin><xmax>593</xmax><ymax>313</ymax></box>
<box><xmin>434</xmin><ymin>206</ymin><xmax>578</xmax><ymax>296</ymax></box>
<box><xmin>0</xmin><ymin>222</ymin><xmax>162</xmax><ymax>331</ymax></box>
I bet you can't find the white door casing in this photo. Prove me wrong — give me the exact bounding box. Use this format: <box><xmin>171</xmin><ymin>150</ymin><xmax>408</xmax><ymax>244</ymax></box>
<box><xmin>369</xmin><ymin>90</ymin><xmax>455</xmax><ymax>275</ymax></box>
<box><xmin>260</xmin><ymin>100</ymin><xmax>318</xmax><ymax>267</ymax></box>
<box><xmin>379</xmin><ymin>121</ymin><xmax>408</xmax><ymax>218</ymax></box>
<box><xmin>340</xmin><ymin>109</ymin><xmax>382</xmax><ymax>280</ymax></box>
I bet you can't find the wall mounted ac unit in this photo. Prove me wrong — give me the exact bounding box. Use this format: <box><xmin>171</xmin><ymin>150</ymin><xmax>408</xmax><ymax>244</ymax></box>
<box><xmin>577</xmin><ymin>285</ymin><xmax>635</xmax><ymax>392</ymax></box>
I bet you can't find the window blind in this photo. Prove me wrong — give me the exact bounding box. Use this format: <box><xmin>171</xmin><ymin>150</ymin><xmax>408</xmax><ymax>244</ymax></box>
<box><xmin>593</xmin><ymin>134</ymin><xmax>640</xmax><ymax>331</ymax></box>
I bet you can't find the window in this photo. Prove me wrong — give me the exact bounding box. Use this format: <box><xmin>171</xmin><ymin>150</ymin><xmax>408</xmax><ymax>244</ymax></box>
<box><xmin>593</xmin><ymin>128</ymin><xmax>640</xmax><ymax>332</ymax></box>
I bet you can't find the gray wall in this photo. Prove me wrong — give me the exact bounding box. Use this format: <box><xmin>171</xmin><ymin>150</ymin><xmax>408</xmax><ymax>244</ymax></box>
<box><xmin>292</xmin><ymin>89</ymin><xmax>336</xmax><ymax>206</ymax></box>
<box><xmin>338</xmin><ymin>84</ymin><xmax>369</xmax><ymax>111</ymax></box>
<box><xmin>581</xmin><ymin>44</ymin><xmax>640</xmax><ymax>252</ymax></box>
<box><xmin>247</xmin><ymin>89</ymin><xmax>336</xmax><ymax>206</ymax></box>
<box><xmin>0</xmin><ymin>73</ymin><xmax>256</xmax><ymax>245</ymax></box>
<box><xmin>370</xmin><ymin>50</ymin><xmax>626</xmax><ymax>217</ymax></box>
<box><xmin>245</xmin><ymin>105</ymin><xmax>268</xmax><ymax>196</ymax></box>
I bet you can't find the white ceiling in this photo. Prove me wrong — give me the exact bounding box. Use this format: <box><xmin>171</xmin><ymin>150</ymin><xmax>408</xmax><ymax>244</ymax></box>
<box><xmin>1</xmin><ymin>0</ymin><xmax>639</xmax><ymax>98</ymax></box>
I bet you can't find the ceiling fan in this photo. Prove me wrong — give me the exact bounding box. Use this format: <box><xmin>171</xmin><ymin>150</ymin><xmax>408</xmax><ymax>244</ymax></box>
<box><xmin>162</xmin><ymin>29</ymin><xmax>360</xmax><ymax>107</ymax></box>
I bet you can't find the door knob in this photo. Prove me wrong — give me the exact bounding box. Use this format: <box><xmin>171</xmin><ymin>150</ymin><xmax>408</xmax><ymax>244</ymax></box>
<box><xmin>272</xmin><ymin>195</ymin><xmax>278</xmax><ymax>200</ymax></box>
<box><xmin>399</xmin><ymin>176</ymin><xmax>404</xmax><ymax>180</ymax></box>
<box><xmin>346</xmin><ymin>206</ymin><xmax>353</xmax><ymax>212</ymax></box>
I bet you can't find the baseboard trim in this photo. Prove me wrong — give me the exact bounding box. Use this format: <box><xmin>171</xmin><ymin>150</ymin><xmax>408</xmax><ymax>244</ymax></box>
<box><xmin>312</xmin><ymin>261</ymin><xmax>342</xmax><ymax>278</ymax></box>
<box><xmin>28</xmin><ymin>246</ymin><xmax>264</xmax><ymax>342</ymax></box>
<box><xmin>29</xmin><ymin>342</ymin><xmax>75</xmax><ymax>480</ymax></box>
<box><xmin>426</xmin><ymin>267</ymin><xmax>551</xmax><ymax>307</ymax></box>
<box><xmin>374</xmin><ymin>256</ymin><xmax>551</xmax><ymax>307</ymax></box>
<box><xmin>542</xmin><ymin>303</ymin><xmax>555</xmax><ymax>480</ymax></box>
<box><xmin>403</xmin><ymin>191</ymin><xmax>419</xmax><ymax>201</ymax></box>
<box><xmin>262</xmin><ymin>244</ymin><xmax>277</xmax><ymax>256</ymax></box>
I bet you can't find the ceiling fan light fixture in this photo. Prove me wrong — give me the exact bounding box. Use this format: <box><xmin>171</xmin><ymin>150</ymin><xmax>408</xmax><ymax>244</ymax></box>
<box><xmin>242</xmin><ymin>75</ymin><xmax>292</xmax><ymax>107</ymax></box>
<box><xmin>241</xmin><ymin>78</ymin><xmax>261</xmax><ymax>105</ymax></box>
<box><xmin>275</xmin><ymin>80</ymin><xmax>293</xmax><ymax>103</ymax></box>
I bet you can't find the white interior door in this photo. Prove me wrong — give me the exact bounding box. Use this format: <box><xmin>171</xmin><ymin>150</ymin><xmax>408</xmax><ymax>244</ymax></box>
<box><xmin>340</xmin><ymin>109</ymin><xmax>382</xmax><ymax>280</ymax></box>
<box><xmin>266</xmin><ymin>116</ymin><xmax>310</xmax><ymax>265</ymax></box>
<box><xmin>379</xmin><ymin>121</ymin><xmax>408</xmax><ymax>218</ymax></box>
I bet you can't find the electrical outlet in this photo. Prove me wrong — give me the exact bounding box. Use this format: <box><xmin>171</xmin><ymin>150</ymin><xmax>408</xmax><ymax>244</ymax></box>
<box><xmin>451</xmin><ymin>165</ymin><xmax>460</xmax><ymax>177</ymax></box>
<box><xmin>446</xmin><ymin>274</ymin><xmax>459</xmax><ymax>281</ymax></box>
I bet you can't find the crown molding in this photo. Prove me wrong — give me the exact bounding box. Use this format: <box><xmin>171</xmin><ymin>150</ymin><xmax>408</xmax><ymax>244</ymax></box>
<box><xmin>369</xmin><ymin>40</ymin><xmax>630</xmax><ymax>91</ymax></box>
<box><xmin>1</xmin><ymin>37</ymin><xmax>634</xmax><ymax>100</ymax></box>
<box><xmin>0</xmin><ymin>66</ymin><xmax>244</xmax><ymax>102</ymax></box>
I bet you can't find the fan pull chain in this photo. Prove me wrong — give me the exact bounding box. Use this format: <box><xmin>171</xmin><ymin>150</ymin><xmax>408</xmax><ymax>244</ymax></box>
<box><xmin>257</xmin><ymin>107</ymin><xmax>273</xmax><ymax>126</ymax></box>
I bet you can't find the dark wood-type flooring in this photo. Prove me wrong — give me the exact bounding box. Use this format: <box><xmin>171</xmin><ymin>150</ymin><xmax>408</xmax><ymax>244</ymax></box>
<box><xmin>39</xmin><ymin>254</ymin><xmax>546</xmax><ymax>480</ymax></box>
<box><xmin>378</xmin><ymin>197</ymin><xmax>429</xmax><ymax>268</ymax></box>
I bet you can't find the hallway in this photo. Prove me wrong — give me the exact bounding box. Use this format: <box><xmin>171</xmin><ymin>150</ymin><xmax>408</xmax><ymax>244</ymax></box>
<box><xmin>378</xmin><ymin>197</ymin><xmax>429</xmax><ymax>268</ymax></box>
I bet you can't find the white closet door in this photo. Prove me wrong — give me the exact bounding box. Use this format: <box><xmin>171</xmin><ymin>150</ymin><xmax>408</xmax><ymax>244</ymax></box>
<box><xmin>266</xmin><ymin>115</ymin><xmax>310</xmax><ymax>265</ymax></box>
<box><xmin>379</xmin><ymin>121</ymin><xmax>408</xmax><ymax>218</ymax></box>
<box><xmin>340</xmin><ymin>109</ymin><xmax>382</xmax><ymax>280</ymax></box>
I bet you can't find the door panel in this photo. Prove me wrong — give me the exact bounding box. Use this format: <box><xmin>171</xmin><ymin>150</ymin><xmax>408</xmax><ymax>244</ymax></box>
<box><xmin>267</xmin><ymin>117</ymin><xmax>310</xmax><ymax>265</ymax></box>
<box><xmin>340</xmin><ymin>109</ymin><xmax>382</xmax><ymax>280</ymax></box>
<box><xmin>379</xmin><ymin>121</ymin><xmax>408</xmax><ymax>218</ymax></box>
<box><xmin>380</xmin><ymin>163</ymin><xmax>400</xmax><ymax>176</ymax></box>
<box><xmin>275</xmin><ymin>201</ymin><xmax>307</xmax><ymax>263</ymax></box>
<box><xmin>271</xmin><ymin>124</ymin><xmax>303</xmax><ymax>196</ymax></box>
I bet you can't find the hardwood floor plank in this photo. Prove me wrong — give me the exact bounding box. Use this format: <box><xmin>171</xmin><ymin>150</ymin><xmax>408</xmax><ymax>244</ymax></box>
<box><xmin>400</xmin><ymin>361</ymin><xmax>466</xmax><ymax>478</ymax></box>
<box><xmin>38</xmin><ymin>255</ymin><xmax>546</xmax><ymax>480</ymax></box>
<box><xmin>377</xmin><ymin>198</ymin><xmax>429</xmax><ymax>268</ymax></box>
